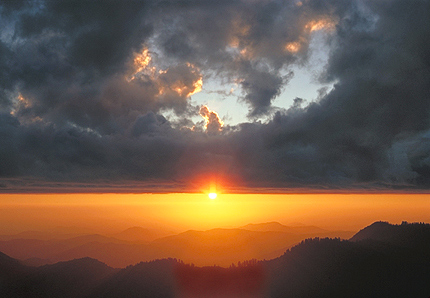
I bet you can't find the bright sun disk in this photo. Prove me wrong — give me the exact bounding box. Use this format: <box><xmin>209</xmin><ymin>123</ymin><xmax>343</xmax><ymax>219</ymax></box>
<box><xmin>208</xmin><ymin>193</ymin><xmax>217</xmax><ymax>199</ymax></box>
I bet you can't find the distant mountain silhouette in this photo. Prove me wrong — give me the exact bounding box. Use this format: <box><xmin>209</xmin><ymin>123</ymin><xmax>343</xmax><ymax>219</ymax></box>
<box><xmin>0</xmin><ymin>221</ymin><xmax>429</xmax><ymax>297</ymax></box>
<box><xmin>111</xmin><ymin>226</ymin><xmax>173</xmax><ymax>243</ymax></box>
<box><xmin>150</xmin><ymin>228</ymin><xmax>306</xmax><ymax>266</ymax></box>
<box><xmin>241</xmin><ymin>221</ymin><xmax>354</xmax><ymax>240</ymax></box>
<box><xmin>0</xmin><ymin>223</ymin><xmax>354</xmax><ymax>267</ymax></box>
<box><xmin>0</xmin><ymin>229</ymin><xmax>94</xmax><ymax>241</ymax></box>
<box><xmin>51</xmin><ymin>241</ymin><xmax>150</xmax><ymax>268</ymax></box>
<box><xmin>0</xmin><ymin>230</ymin><xmax>56</xmax><ymax>241</ymax></box>
<box><xmin>241</xmin><ymin>221</ymin><xmax>327</xmax><ymax>234</ymax></box>
<box><xmin>111</xmin><ymin>227</ymin><xmax>155</xmax><ymax>243</ymax></box>
<box><xmin>0</xmin><ymin>234</ymin><xmax>131</xmax><ymax>267</ymax></box>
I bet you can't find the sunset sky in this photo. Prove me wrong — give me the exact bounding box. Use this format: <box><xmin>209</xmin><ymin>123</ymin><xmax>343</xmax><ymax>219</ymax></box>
<box><xmin>0</xmin><ymin>0</ymin><xmax>429</xmax><ymax>235</ymax></box>
<box><xmin>0</xmin><ymin>193</ymin><xmax>429</xmax><ymax>235</ymax></box>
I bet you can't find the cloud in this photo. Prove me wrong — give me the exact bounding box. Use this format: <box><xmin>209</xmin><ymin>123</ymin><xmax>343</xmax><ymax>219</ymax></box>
<box><xmin>199</xmin><ymin>105</ymin><xmax>224</xmax><ymax>134</ymax></box>
<box><xmin>1</xmin><ymin>0</ymin><xmax>430</xmax><ymax>192</ymax></box>
<box><xmin>149</xmin><ymin>0</ymin><xmax>348</xmax><ymax>116</ymax></box>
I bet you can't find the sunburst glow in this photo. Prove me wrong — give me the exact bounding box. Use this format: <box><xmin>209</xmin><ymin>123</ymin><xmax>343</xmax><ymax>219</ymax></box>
<box><xmin>208</xmin><ymin>193</ymin><xmax>217</xmax><ymax>199</ymax></box>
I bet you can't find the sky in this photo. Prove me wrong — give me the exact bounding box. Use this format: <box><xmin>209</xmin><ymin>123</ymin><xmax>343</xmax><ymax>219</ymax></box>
<box><xmin>1</xmin><ymin>0</ymin><xmax>430</xmax><ymax>193</ymax></box>
<box><xmin>1</xmin><ymin>193</ymin><xmax>429</xmax><ymax>234</ymax></box>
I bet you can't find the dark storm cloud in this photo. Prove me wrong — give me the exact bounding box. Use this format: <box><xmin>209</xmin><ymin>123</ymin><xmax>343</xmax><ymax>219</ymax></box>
<box><xmin>1</xmin><ymin>0</ymin><xmax>430</xmax><ymax>192</ymax></box>
<box><xmin>242</xmin><ymin>0</ymin><xmax>430</xmax><ymax>188</ymax></box>
<box><xmin>0</xmin><ymin>0</ymin><xmax>155</xmax><ymax>134</ymax></box>
<box><xmin>151</xmin><ymin>0</ymin><xmax>349</xmax><ymax>116</ymax></box>
<box><xmin>239</xmin><ymin>68</ymin><xmax>286</xmax><ymax>117</ymax></box>
<box><xmin>16</xmin><ymin>0</ymin><xmax>151</xmax><ymax>75</ymax></box>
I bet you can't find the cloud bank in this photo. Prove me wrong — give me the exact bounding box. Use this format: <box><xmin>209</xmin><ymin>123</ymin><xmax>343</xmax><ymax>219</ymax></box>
<box><xmin>1</xmin><ymin>0</ymin><xmax>430</xmax><ymax>192</ymax></box>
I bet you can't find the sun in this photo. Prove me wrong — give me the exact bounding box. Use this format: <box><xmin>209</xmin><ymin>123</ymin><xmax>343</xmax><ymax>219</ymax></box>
<box><xmin>208</xmin><ymin>193</ymin><xmax>217</xmax><ymax>199</ymax></box>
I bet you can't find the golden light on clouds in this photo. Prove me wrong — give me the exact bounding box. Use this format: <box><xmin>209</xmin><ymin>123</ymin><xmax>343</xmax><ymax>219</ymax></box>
<box><xmin>164</xmin><ymin>67</ymin><xmax>203</xmax><ymax>98</ymax></box>
<box><xmin>229</xmin><ymin>18</ymin><xmax>251</xmax><ymax>48</ymax></box>
<box><xmin>239</xmin><ymin>47</ymin><xmax>254</xmax><ymax>59</ymax></box>
<box><xmin>305</xmin><ymin>18</ymin><xmax>336</xmax><ymax>32</ymax></box>
<box><xmin>187</xmin><ymin>77</ymin><xmax>203</xmax><ymax>97</ymax></box>
<box><xmin>199</xmin><ymin>105</ymin><xmax>224</xmax><ymax>133</ymax></box>
<box><xmin>10</xmin><ymin>93</ymin><xmax>31</xmax><ymax>116</ymax></box>
<box><xmin>10</xmin><ymin>93</ymin><xmax>44</xmax><ymax>124</ymax></box>
<box><xmin>134</xmin><ymin>48</ymin><xmax>152</xmax><ymax>73</ymax></box>
<box><xmin>127</xmin><ymin>49</ymin><xmax>203</xmax><ymax>99</ymax></box>
<box><xmin>17</xmin><ymin>93</ymin><xmax>30</xmax><ymax>108</ymax></box>
<box><xmin>172</xmin><ymin>85</ymin><xmax>190</xmax><ymax>97</ymax></box>
<box><xmin>284</xmin><ymin>17</ymin><xmax>336</xmax><ymax>54</ymax></box>
<box><xmin>126</xmin><ymin>48</ymin><xmax>156</xmax><ymax>82</ymax></box>
<box><xmin>285</xmin><ymin>41</ymin><xmax>301</xmax><ymax>53</ymax></box>
<box><xmin>226</xmin><ymin>18</ymin><xmax>256</xmax><ymax>60</ymax></box>
<box><xmin>173</xmin><ymin>63</ymin><xmax>203</xmax><ymax>98</ymax></box>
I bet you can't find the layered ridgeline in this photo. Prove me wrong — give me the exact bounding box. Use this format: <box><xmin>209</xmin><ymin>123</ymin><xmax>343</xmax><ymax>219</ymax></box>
<box><xmin>1</xmin><ymin>222</ymin><xmax>429</xmax><ymax>298</ymax></box>
<box><xmin>0</xmin><ymin>222</ymin><xmax>353</xmax><ymax>267</ymax></box>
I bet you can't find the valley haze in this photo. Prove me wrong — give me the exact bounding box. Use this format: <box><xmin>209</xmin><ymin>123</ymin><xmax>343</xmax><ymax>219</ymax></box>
<box><xmin>0</xmin><ymin>220</ymin><xmax>354</xmax><ymax>268</ymax></box>
<box><xmin>1</xmin><ymin>221</ymin><xmax>429</xmax><ymax>298</ymax></box>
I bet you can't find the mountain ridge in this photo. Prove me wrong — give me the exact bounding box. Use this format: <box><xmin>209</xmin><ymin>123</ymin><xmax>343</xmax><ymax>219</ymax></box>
<box><xmin>0</xmin><ymin>222</ymin><xmax>354</xmax><ymax>267</ymax></box>
<box><xmin>0</xmin><ymin>221</ymin><xmax>429</xmax><ymax>297</ymax></box>
<box><xmin>240</xmin><ymin>222</ymin><xmax>327</xmax><ymax>234</ymax></box>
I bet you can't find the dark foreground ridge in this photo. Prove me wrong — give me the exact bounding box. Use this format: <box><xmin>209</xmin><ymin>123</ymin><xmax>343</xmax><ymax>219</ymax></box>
<box><xmin>1</xmin><ymin>221</ymin><xmax>429</xmax><ymax>298</ymax></box>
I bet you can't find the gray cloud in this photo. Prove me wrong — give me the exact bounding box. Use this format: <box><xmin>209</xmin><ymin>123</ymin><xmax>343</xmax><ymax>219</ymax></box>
<box><xmin>1</xmin><ymin>0</ymin><xmax>430</xmax><ymax>192</ymax></box>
